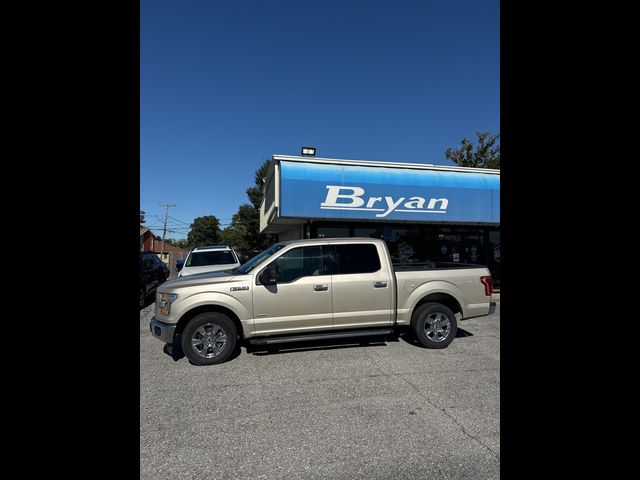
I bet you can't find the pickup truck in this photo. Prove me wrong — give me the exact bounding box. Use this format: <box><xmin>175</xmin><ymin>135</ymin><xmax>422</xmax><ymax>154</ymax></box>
<box><xmin>150</xmin><ymin>238</ymin><xmax>496</xmax><ymax>365</ymax></box>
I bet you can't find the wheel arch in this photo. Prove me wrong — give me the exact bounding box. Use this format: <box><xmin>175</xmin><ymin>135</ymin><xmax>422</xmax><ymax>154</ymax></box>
<box><xmin>174</xmin><ymin>305</ymin><xmax>244</xmax><ymax>340</ymax></box>
<box><xmin>412</xmin><ymin>292</ymin><xmax>463</xmax><ymax>320</ymax></box>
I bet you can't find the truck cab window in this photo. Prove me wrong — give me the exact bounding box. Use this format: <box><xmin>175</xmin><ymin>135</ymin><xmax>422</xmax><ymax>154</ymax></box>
<box><xmin>333</xmin><ymin>244</ymin><xmax>380</xmax><ymax>274</ymax></box>
<box><xmin>270</xmin><ymin>246</ymin><xmax>326</xmax><ymax>283</ymax></box>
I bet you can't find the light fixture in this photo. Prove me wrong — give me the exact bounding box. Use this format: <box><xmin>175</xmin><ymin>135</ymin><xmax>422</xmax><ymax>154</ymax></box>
<box><xmin>301</xmin><ymin>146</ymin><xmax>316</xmax><ymax>156</ymax></box>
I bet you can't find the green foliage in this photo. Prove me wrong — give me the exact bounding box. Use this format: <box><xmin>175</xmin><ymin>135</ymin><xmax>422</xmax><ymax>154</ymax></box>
<box><xmin>445</xmin><ymin>132</ymin><xmax>500</xmax><ymax>169</ymax></box>
<box><xmin>187</xmin><ymin>216</ymin><xmax>222</xmax><ymax>247</ymax></box>
<box><xmin>246</xmin><ymin>159</ymin><xmax>270</xmax><ymax>210</ymax></box>
<box><xmin>221</xmin><ymin>225</ymin><xmax>246</xmax><ymax>252</ymax></box>
<box><xmin>223</xmin><ymin>159</ymin><xmax>273</xmax><ymax>252</ymax></box>
<box><xmin>164</xmin><ymin>238</ymin><xmax>189</xmax><ymax>249</ymax></box>
<box><xmin>222</xmin><ymin>203</ymin><xmax>269</xmax><ymax>252</ymax></box>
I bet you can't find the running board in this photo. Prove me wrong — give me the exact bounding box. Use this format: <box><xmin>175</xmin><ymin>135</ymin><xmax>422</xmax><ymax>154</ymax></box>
<box><xmin>248</xmin><ymin>328</ymin><xmax>394</xmax><ymax>346</ymax></box>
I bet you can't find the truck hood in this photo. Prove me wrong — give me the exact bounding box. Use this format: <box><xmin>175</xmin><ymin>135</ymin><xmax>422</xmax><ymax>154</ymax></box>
<box><xmin>162</xmin><ymin>270</ymin><xmax>248</xmax><ymax>290</ymax></box>
<box><xmin>179</xmin><ymin>264</ymin><xmax>237</xmax><ymax>276</ymax></box>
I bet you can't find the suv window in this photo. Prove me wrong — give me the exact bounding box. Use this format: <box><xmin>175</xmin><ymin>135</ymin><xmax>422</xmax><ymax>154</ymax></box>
<box><xmin>333</xmin><ymin>244</ymin><xmax>381</xmax><ymax>274</ymax></box>
<box><xmin>186</xmin><ymin>250</ymin><xmax>237</xmax><ymax>267</ymax></box>
<box><xmin>270</xmin><ymin>246</ymin><xmax>326</xmax><ymax>283</ymax></box>
<box><xmin>141</xmin><ymin>254</ymin><xmax>154</xmax><ymax>270</ymax></box>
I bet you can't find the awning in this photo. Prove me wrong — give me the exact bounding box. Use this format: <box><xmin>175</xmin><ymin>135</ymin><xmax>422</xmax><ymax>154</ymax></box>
<box><xmin>279</xmin><ymin>160</ymin><xmax>499</xmax><ymax>224</ymax></box>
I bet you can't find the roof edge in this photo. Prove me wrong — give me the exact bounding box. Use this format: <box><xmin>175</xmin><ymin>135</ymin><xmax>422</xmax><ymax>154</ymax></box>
<box><xmin>272</xmin><ymin>155</ymin><xmax>500</xmax><ymax>175</ymax></box>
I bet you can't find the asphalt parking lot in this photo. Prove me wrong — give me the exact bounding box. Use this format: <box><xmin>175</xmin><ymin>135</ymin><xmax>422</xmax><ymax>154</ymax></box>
<box><xmin>140</xmin><ymin>302</ymin><xmax>500</xmax><ymax>479</ymax></box>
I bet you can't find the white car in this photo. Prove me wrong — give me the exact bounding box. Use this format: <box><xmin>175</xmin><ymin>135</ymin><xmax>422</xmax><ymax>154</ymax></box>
<box><xmin>178</xmin><ymin>244</ymin><xmax>241</xmax><ymax>277</ymax></box>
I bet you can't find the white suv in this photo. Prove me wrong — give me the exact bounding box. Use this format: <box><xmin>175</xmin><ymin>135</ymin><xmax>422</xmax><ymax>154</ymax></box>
<box><xmin>178</xmin><ymin>244</ymin><xmax>241</xmax><ymax>277</ymax></box>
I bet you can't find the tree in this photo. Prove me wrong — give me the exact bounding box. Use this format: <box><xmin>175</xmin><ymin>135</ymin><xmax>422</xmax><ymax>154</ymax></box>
<box><xmin>222</xmin><ymin>204</ymin><xmax>264</xmax><ymax>252</ymax></box>
<box><xmin>222</xmin><ymin>159</ymin><xmax>273</xmax><ymax>253</ymax></box>
<box><xmin>445</xmin><ymin>131</ymin><xmax>500</xmax><ymax>169</ymax></box>
<box><xmin>221</xmin><ymin>225</ymin><xmax>245</xmax><ymax>252</ymax></box>
<box><xmin>246</xmin><ymin>159</ymin><xmax>270</xmax><ymax>210</ymax></box>
<box><xmin>187</xmin><ymin>216</ymin><xmax>222</xmax><ymax>247</ymax></box>
<box><xmin>164</xmin><ymin>238</ymin><xmax>188</xmax><ymax>248</ymax></box>
<box><xmin>140</xmin><ymin>210</ymin><xmax>146</xmax><ymax>225</ymax></box>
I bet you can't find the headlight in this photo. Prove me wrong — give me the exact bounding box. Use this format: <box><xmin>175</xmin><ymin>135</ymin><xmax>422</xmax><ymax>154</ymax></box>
<box><xmin>158</xmin><ymin>292</ymin><xmax>178</xmax><ymax>315</ymax></box>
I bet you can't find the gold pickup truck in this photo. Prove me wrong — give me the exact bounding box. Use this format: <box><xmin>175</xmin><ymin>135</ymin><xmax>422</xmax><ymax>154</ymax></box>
<box><xmin>150</xmin><ymin>238</ymin><xmax>495</xmax><ymax>365</ymax></box>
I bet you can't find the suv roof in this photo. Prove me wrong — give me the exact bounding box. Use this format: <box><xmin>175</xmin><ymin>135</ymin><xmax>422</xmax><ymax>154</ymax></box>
<box><xmin>192</xmin><ymin>244</ymin><xmax>232</xmax><ymax>251</ymax></box>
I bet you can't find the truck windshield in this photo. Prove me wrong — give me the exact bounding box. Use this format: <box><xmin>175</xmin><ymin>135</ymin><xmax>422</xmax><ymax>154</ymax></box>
<box><xmin>237</xmin><ymin>243</ymin><xmax>286</xmax><ymax>274</ymax></box>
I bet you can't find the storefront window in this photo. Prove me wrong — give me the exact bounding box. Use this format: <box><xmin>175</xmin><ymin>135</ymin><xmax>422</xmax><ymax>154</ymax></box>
<box><xmin>311</xmin><ymin>222</ymin><xmax>495</xmax><ymax>271</ymax></box>
<box><xmin>353</xmin><ymin>227</ymin><xmax>383</xmax><ymax>239</ymax></box>
<box><xmin>317</xmin><ymin>226</ymin><xmax>350</xmax><ymax>238</ymax></box>
<box><xmin>385</xmin><ymin>227</ymin><xmax>426</xmax><ymax>264</ymax></box>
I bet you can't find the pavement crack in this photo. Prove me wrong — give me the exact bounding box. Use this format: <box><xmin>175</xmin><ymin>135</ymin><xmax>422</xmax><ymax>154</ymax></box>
<box><xmin>171</xmin><ymin>368</ymin><xmax>500</xmax><ymax>391</ymax></box>
<box><xmin>401</xmin><ymin>375</ymin><xmax>500</xmax><ymax>461</ymax></box>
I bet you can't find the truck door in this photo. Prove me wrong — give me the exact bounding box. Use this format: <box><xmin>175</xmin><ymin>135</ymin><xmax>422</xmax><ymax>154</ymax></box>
<box><xmin>252</xmin><ymin>245</ymin><xmax>333</xmax><ymax>335</ymax></box>
<box><xmin>330</xmin><ymin>243</ymin><xmax>393</xmax><ymax>329</ymax></box>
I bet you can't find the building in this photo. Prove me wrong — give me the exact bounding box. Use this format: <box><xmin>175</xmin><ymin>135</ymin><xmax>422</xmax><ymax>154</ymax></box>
<box><xmin>259</xmin><ymin>154</ymin><xmax>500</xmax><ymax>282</ymax></box>
<box><xmin>140</xmin><ymin>227</ymin><xmax>189</xmax><ymax>264</ymax></box>
<box><xmin>140</xmin><ymin>227</ymin><xmax>156</xmax><ymax>252</ymax></box>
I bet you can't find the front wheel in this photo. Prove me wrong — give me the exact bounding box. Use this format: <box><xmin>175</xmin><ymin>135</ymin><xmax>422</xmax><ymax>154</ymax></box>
<box><xmin>411</xmin><ymin>302</ymin><xmax>457</xmax><ymax>349</ymax></box>
<box><xmin>181</xmin><ymin>312</ymin><xmax>237</xmax><ymax>365</ymax></box>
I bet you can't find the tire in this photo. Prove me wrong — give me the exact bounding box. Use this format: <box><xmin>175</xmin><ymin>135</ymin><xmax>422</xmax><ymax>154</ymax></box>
<box><xmin>181</xmin><ymin>312</ymin><xmax>237</xmax><ymax>365</ymax></box>
<box><xmin>140</xmin><ymin>288</ymin><xmax>146</xmax><ymax>308</ymax></box>
<box><xmin>410</xmin><ymin>302</ymin><xmax>457</xmax><ymax>349</ymax></box>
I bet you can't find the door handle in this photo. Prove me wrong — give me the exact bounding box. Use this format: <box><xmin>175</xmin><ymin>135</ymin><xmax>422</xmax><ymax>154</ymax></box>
<box><xmin>374</xmin><ymin>281</ymin><xmax>388</xmax><ymax>288</ymax></box>
<box><xmin>313</xmin><ymin>284</ymin><xmax>329</xmax><ymax>291</ymax></box>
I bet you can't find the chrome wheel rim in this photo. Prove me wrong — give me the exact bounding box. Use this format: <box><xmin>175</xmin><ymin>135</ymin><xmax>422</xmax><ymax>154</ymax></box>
<box><xmin>191</xmin><ymin>323</ymin><xmax>228</xmax><ymax>359</ymax></box>
<box><xmin>424</xmin><ymin>312</ymin><xmax>451</xmax><ymax>342</ymax></box>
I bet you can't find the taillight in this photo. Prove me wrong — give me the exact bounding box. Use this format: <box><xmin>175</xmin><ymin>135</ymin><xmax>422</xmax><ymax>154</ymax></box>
<box><xmin>480</xmin><ymin>276</ymin><xmax>493</xmax><ymax>296</ymax></box>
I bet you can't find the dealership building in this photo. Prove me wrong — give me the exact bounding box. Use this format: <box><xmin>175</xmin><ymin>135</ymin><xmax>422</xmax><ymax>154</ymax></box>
<box><xmin>259</xmin><ymin>154</ymin><xmax>500</xmax><ymax>282</ymax></box>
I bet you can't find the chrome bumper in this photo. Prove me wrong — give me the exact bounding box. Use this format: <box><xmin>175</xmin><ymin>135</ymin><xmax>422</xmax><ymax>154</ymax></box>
<box><xmin>150</xmin><ymin>317</ymin><xmax>176</xmax><ymax>344</ymax></box>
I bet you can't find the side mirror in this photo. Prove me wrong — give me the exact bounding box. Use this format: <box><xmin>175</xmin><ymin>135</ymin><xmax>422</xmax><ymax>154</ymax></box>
<box><xmin>176</xmin><ymin>260</ymin><xmax>185</xmax><ymax>271</ymax></box>
<box><xmin>259</xmin><ymin>266</ymin><xmax>277</xmax><ymax>285</ymax></box>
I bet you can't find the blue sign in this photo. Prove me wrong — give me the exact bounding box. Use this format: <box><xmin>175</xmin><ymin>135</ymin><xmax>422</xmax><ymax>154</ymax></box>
<box><xmin>279</xmin><ymin>161</ymin><xmax>499</xmax><ymax>224</ymax></box>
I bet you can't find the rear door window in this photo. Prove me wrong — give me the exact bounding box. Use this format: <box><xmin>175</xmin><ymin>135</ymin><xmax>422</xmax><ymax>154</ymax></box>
<box><xmin>333</xmin><ymin>244</ymin><xmax>381</xmax><ymax>274</ymax></box>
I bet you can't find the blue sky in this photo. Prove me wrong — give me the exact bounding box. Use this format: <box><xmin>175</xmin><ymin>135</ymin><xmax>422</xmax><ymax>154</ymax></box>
<box><xmin>140</xmin><ymin>0</ymin><xmax>499</xmax><ymax>238</ymax></box>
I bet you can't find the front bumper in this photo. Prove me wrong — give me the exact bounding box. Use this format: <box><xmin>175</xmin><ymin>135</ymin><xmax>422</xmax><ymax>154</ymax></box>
<box><xmin>150</xmin><ymin>317</ymin><xmax>177</xmax><ymax>344</ymax></box>
<box><xmin>489</xmin><ymin>301</ymin><xmax>497</xmax><ymax>315</ymax></box>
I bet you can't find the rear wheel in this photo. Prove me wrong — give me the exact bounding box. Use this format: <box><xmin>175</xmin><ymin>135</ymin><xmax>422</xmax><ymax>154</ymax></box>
<box><xmin>139</xmin><ymin>288</ymin><xmax>146</xmax><ymax>308</ymax></box>
<box><xmin>181</xmin><ymin>312</ymin><xmax>237</xmax><ymax>365</ymax></box>
<box><xmin>411</xmin><ymin>302</ymin><xmax>457</xmax><ymax>349</ymax></box>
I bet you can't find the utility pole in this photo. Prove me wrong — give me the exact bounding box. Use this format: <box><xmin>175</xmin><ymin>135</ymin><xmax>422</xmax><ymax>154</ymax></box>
<box><xmin>159</xmin><ymin>204</ymin><xmax>175</xmax><ymax>263</ymax></box>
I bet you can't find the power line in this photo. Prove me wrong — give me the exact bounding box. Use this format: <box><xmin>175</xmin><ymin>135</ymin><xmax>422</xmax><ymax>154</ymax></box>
<box><xmin>168</xmin><ymin>215</ymin><xmax>193</xmax><ymax>226</ymax></box>
<box><xmin>159</xmin><ymin>204</ymin><xmax>176</xmax><ymax>261</ymax></box>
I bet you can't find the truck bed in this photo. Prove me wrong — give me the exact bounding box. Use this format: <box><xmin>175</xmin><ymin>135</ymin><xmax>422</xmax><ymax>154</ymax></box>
<box><xmin>393</xmin><ymin>261</ymin><xmax>488</xmax><ymax>271</ymax></box>
<box><xmin>393</xmin><ymin>263</ymin><xmax>492</xmax><ymax>325</ymax></box>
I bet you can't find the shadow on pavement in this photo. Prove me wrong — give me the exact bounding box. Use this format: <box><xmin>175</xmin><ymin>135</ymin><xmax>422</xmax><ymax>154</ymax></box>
<box><xmin>399</xmin><ymin>327</ymin><xmax>474</xmax><ymax>347</ymax></box>
<box><xmin>246</xmin><ymin>334</ymin><xmax>399</xmax><ymax>356</ymax></box>
<box><xmin>163</xmin><ymin>335</ymin><xmax>242</xmax><ymax>364</ymax></box>
<box><xmin>162</xmin><ymin>329</ymin><xmax>474</xmax><ymax>363</ymax></box>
